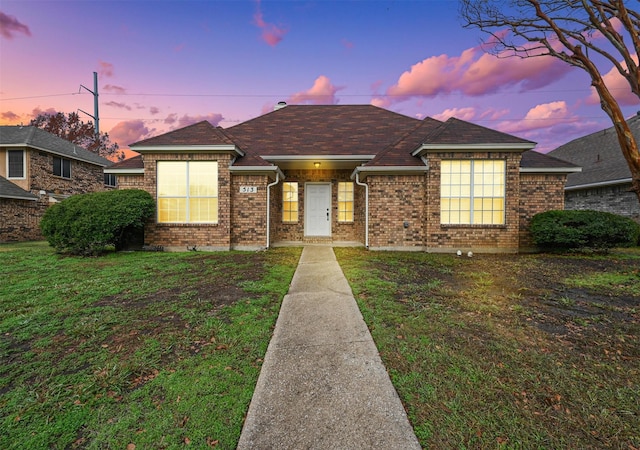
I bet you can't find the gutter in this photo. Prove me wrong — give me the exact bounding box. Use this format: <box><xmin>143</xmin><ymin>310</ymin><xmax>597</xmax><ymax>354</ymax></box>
<box><xmin>266</xmin><ymin>172</ymin><xmax>280</xmax><ymax>248</ymax></box>
<box><xmin>354</xmin><ymin>172</ymin><xmax>369</xmax><ymax>249</ymax></box>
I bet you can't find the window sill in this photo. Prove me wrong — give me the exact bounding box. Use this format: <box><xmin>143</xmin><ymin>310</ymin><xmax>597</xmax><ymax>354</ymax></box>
<box><xmin>156</xmin><ymin>222</ymin><xmax>219</xmax><ymax>227</ymax></box>
<box><xmin>440</xmin><ymin>224</ymin><xmax>507</xmax><ymax>229</ymax></box>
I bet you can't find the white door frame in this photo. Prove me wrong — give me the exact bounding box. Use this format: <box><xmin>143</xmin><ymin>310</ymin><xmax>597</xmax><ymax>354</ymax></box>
<box><xmin>304</xmin><ymin>182</ymin><xmax>332</xmax><ymax>237</ymax></box>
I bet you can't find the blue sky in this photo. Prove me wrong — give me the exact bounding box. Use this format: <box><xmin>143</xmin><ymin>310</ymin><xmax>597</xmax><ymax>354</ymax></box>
<box><xmin>1</xmin><ymin>0</ymin><xmax>638</xmax><ymax>157</ymax></box>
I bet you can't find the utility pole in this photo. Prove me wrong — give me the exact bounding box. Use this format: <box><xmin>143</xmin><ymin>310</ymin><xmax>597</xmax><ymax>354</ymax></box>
<box><xmin>79</xmin><ymin>72</ymin><xmax>99</xmax><ymax>136</ymax></box>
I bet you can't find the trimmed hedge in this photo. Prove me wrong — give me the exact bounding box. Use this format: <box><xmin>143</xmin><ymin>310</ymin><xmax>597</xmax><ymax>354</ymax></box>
<box><xmin>530</xmin><ymin>209</ymin><xmax>640</xmax><ymax>252</ymax></box>
<box><xmin>40</xmin><ymin>189</ymin><xmax>155</xmax><ymax>255</ymax></box>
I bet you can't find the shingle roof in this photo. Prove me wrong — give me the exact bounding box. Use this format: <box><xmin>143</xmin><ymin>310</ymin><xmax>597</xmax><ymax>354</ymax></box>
<box><xmin>0</xmin><ymin>176</ymin><xmax>38</xmax><ymax>200</ymax></box>
<box><xmin>107</xmin><ymin>154</ymin><xmax>143</xmax><ymax>170</ymax></box>
<box><xmin>368</xmin><ymin>118</ymin><xmax>442</xmax><ymax>166</ymax></box>
<box><xmin>548</xmin><ymin>114</ymin><xmax>640</xmax><ymax>187</ymax></box>
<box><xmin>520</xmin><ymin>150</ymin><xmax>581</xmax><ymax>171</ymax></box>
<box><xmin>423</xmin><ymin>117</ymin><xmax>536</xmax><ymax>146</ymax></box>
<box><xmin>226</xmin><ymin>105</ymin><xmax>421</xmax><ymax>166</ymax></box>
<box><xmin>0</xmin><ymin>126</ymin><xmax>111</xmax><ymax>167</ymax></box>
<box><xmin>131</xmin><ymin>121</ymin><xmax>235</xmax><ymax>147</ymax></box>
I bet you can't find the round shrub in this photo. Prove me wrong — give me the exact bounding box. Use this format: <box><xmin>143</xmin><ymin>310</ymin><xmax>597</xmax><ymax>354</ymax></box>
<box><xmin>530</xmin><ymin>209</ymin><xmax>640</xmax><ymax>252</ymax></box>
<box><xmin>40</xmin><ymin>189</ymin><xmax>155</xmax><ymax>255</ymax></box>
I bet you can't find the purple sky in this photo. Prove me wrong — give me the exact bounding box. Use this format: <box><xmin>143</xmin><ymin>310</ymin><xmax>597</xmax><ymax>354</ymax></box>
<box><xmin>1</xmin><ymin>0</ymin><xmax>638</xmax><ymax>159</ymax></box>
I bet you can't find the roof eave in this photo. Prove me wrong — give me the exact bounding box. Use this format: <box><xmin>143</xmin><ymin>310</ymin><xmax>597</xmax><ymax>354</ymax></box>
<box><xmin>412</xmin><ymin>143</ymin><xmax>535</xmax><ymax>156</ymax></box>
<box><xmin>0</xmin><ymin>193</ymin><xmax>38</xmax><ymax>201</ymax></box>
<box><xmin>262</xmin><ymin>154</ymin><xmax>376</xmax><ymax>162</ymax></box>
<box><xmin>565</xmin><ymin>177</ymin><xmax>632</xmax><ymax>191</ymax></box>
<box><xmin>103</xmin><ymin>168</ymin><xmax>144</xmax><ymax>174</ymax></box>
<box><xmin>351</xmin><ymin>165</ymin><xmax>429</xmax><ymax>180</ymax></box>
<box><xmin>132</xmin><ymin>144</ymin><xmax>244</xmax><ymax>157</ymax></box>
<box><xmin>0</xmin><ymin>143</ymin><xmax>109</xmax><ymax>167</ymax></box>
<box><xmin>520</xmin><ymin>167</ymin><xmax>583</xmax><ymax>174</ymax></box>
<box><xmin>230</xmin><ymin>165</ymin><xmax>286</xmax><ymax>180</ymax></box>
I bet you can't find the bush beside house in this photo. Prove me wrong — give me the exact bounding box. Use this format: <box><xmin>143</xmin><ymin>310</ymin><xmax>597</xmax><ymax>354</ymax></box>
<box><xmin>40</xmin><ymin>189</ymin><xmax>155</xmax><ymax>255</ymax></box>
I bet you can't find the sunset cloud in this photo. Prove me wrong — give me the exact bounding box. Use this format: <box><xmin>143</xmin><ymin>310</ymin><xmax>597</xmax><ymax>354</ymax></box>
<box><xmin>1</xmin><ymin>111</ymin><xmax>20</xmax><ymax>123</ymax></box>
<box><xmin>164</xmin><ymin>113</ymin><xmax>224</xmax><ymax>128</ymax></box>
<box><xmin>433</xmin><ymin>107</ymin><xmax>477</xmax><ymax>122</ymax></box>
<box><xmin>497</xmin><ymin>101</ymin><xmax>576</xmax><ymax>135</ymax></box>
<box><xmin>105</xmin><ymin>101</ymin><xmax>131</xmax><ymax>111</ymax></box>
<box><xmin>103</xmin><ymin>84</ymin><xmax>126</xmax><ymax>94</ymax></box>
<box><xmin>287</xmin><ymin>75</ymin><xmax>342</xmax><ymax>105</ymax></box>
<box><xmin>254</xmin><ymin>0</ymin><xmax>287</xmax><ymax>46</ymax></box>
<box><xmin>108</xmin><ymin>120</ymin><xmax>153</xmax><ymax>147</ymax></box>
<box><xmin>98</xmin><ymin>61</ymin><xmax>114</xmax><ymax>78</ymax></box>
<box><xmin>0</xmin><ymin>12</ymin><xmax>31</xmax><ymax>39</ymax></box>
<box><xmin>372</xmin><ymin>43</ymin><xmax>572</xmax><ymax>108</ymax></box>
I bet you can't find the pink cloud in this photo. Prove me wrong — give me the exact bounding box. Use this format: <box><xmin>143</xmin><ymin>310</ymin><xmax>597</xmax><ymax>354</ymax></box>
<box><xmin>586</xmin><ymin>54</ymin><xmax>640</xmax><ymax>106</ymax></box>
<box><xmin>103</xmin><ymin>84</ymin><xmax>126</xmax><ymax>94</ymax></box>
<box><xmin>31</xmin><ymin>107</ymin><xmax>58</xmax><ymax>119</ymax></box>
<box><xmin>1</xmin><ymin>111</ymin><xmax>20</xmax><ymax>122</ymax></box>
<box><xmin>341</xmin><ymin>39</ymin><xmax>354</xmax><ymax>50</ymax></box>
<box><xmin>433</xmin><ymin>107</ymin><xmax>478</xmax><ymax>122</ymax></box>
<box><xmin>108</xmin><ymin>120</ymin><xmax>153</xmax><ymax>147</ymax></box>
<box><xmin>372</xmin><ymin>43</ymin><xmax>572</xmax><ymax>107</ymax></box>
<box><xmin>149</xmin><ymin>106</ymin><xmax>160</xmax><ymax>115</ymax></box>
<box><xmin>254</xmin><ymin>0</ymin><xmax>287</xmax><ymax>46</ymax></box>
<box><xmin>287</xmin><ymin>75</ymin><xmax>342</xmax><ymax>105</ymax></box>
<box><xmin>496</xmin><ymin>101</ymin><xmax>582</xmax><ymax>136</ymax></box>
<box><xmin>98</xmin><ymin>61</ymin><xmax>114</xmax><ymax>78</ymax></box>
<box><xmin>105</xmin><ymin>101</ymin><xmax>131</xmax><ymax>111</ymax></box>
<box><xmin>164</xmin><ymin>113</ymin><xmax>224</xmax><ymax>128</ymax></box>
<box><xmin>0</xmin><ymin>12</ymin><xmax>31</xmax><ymax>39</ymax></box>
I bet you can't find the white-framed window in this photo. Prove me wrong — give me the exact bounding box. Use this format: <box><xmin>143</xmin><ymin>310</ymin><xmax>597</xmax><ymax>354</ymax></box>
<box><xmin>157</xmin><ymin>161</ymin><xmax>218</xmax><ymax>223</ymax></box>
<box><xmin>7</xmin><ymin>149</ymin><xmax>25</xmax><ymax>179</ymax></box>
<box><xmin>440</xmin><ymin>159</ymin><xmax>506</xmax><ymax>225</ymax></box>
<box><xmin>283</xmin><ymin>182</ymin><xmax>298</xmax><ymax>222</ymax></box>
<box><xmin>104</xmin><ymin>173</ymin><xmax>117</xmax><ymax>187</ymax></box>
<box><xmin>53</xmin><ymin>157</ymin><xmax>71</xmax><ymax>179</ymax></box>
<box><xmin>337</xmin><ymin>182</ymin><xmax>354</xmax><ymax>222</ymax></box>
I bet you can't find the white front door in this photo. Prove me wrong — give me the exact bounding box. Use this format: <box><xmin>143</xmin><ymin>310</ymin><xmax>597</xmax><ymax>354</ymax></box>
<box><xmin>305</xmin><ymin>183</ymin><xmax>331</xmax><ymax>236</ymax></box>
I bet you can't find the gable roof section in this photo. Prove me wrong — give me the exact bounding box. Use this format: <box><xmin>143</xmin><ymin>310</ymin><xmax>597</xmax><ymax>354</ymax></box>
<box><xmin>413</xmin><ymin>118</ymin><xmax>535</xmax><ymax>154</ymax></box>
<box><xmin>0</xmin><ymin>126</ymin><xmax>111</xmax><ymax>167</ymax></box>
<box><xmin>548</xmin><ymin>114</ymin><xmax>639</xmax><ymax>188</ymax></box>
<box><xmin>226</xmin><ymin>105</ymin><xmax>421</xmax><ymax>166</ymax></box>
<box><xmin>0</xmin><ymin>176</ymin><xmax>38</xmax><ymax>201</ymax></box>
<box><xmin>104</xmin><ymin>154</ymin><xmax>144</xmax><ymax>174</ymax></box>
<box><xmin>130</xmin><ymin>121</ymin><xmax>242</xmax><ymax>155</ymax></box>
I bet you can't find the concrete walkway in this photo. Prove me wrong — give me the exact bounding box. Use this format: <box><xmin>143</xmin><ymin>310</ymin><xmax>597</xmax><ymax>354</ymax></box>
<box><xmin>237</xmin><ymin>246</ymin><xmax>421</xmax><ymax>450</ymax></box>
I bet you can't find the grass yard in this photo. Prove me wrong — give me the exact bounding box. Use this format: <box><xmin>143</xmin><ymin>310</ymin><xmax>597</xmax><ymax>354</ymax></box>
<box><xmin>0</xmin><ymin>242</ymin><xmax>301</xmax><ymax>449</ymax></box>
<box><xmin>335</xmin><ymin>247</ymin><xmax>640</xmax><ymax>450</ymax></box>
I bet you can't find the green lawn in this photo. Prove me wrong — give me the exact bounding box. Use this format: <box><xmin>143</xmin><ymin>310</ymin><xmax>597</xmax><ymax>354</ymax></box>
<box><xmin>335</xmin><ymin>247</ymin><xmax>640</xmax><ymax>449</ymax></box>
<box><xmin>0</xmin><ymin>242</ymin><xmax>301</xmax><ymax>449</ymax></box>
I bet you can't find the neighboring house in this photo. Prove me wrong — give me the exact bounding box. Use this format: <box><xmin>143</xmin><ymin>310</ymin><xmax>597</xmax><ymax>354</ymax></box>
<box><xmin>0</xmin><ymin>126</ymin><xmax>113</xmax><ymax>242</ymax></box>
<box><xmin>106</xmin><ymin>104</ymin><xmax>579</xmax><ymax>253</ymax></box>
<box><xmin>548</xmin><ymin>112</ymin><xmax>640</xmax><ymax>221</ymax></box>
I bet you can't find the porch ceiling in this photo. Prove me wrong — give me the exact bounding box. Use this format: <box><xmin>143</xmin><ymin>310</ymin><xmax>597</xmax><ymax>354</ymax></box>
<box><xmin>262</xmin><ymin>155</ymin><xmax>374</xmax><ymax>171</ymax></box>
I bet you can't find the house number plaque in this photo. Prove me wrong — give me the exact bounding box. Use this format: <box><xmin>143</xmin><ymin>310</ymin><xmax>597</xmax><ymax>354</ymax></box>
<box><xmin>239</xmin><ymin>186</ymin><xmax>258</xmax><ymax>193</ymax></box>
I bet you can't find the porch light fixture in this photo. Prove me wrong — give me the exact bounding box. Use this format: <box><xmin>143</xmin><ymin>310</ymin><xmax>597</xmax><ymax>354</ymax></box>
<box><xmin>314</xmin><ymin>161</ymin><xmax>321</xmax><ymax>168</ymax></box>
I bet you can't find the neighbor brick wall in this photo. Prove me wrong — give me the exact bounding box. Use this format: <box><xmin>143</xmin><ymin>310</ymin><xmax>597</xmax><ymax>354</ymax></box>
<box><xmin>0</xmin><ymin>150</ymin><xmax>108</xmax><ymax>243</ymax></box>
<box><xmin>564</xmin><ymin>183</ymin><xmax>640</xmax><ymax>221</ymax></box>
<box><xmin>115</xmin><ymin>174</ymin><xmax>145</xmax><ymax>190</ymax></box>
<box><xmin>519</xmin><ymin>173</ymin><xmax>567</xmax><ymax>250</ymax></box>
<box><xmin>423</xmin><ymin>152</ymin><xmax>522</xmax><ymax>253</ymax></box>
<box><xmin>140</xmin><ymin>153</ymin><xmax>233</xmax><ymax>250</ymax></box>
<box><xmin>231</xmin><ymin>174</ymin><xmax>269</xmax><ymax>249</ymax></box>
<box><xmin>367</xmin><ymin>174</ymin><xmax>425</xmax><ymax>250</ymax></box>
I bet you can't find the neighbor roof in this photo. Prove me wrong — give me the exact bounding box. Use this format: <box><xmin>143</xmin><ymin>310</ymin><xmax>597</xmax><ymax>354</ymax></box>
<box><xmin>0</xmin><ymin>176</ymin><xmax>38</xmax><ymax>201</ymax></box>
<box><xmin>548</xmin><ymin>113</ymin><xmax>639</xmax><ymax>188</ymax></box>
<box><xmin>0</xmin><ymin>126</ymin><xmax>111</xmax><ymax>167</ymax></box>
<box><xmin>131</xmin><ymin>121</ymin><xmax>236</xmax><ymax>147</ymax></box>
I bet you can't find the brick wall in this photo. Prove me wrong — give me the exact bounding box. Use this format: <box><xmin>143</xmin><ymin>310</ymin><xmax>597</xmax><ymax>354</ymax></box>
<box><xmin>116</xmin><ymin>174</ymin><xmax>145</xmax><ymax>190</ymax></box>
<box><xmin>367</xmin><ymin>174</ymin><xmax>425</xmax><ymax>250</ymax></box>
<box><xmin>231</xmin><ymin>174</ymin><xmax>269</xmax><ymax>249</ymax></box>
<box><xmin>0</xmin><ymin>150</ymin><xmax>108</xmax><ymax>243</ymax></box>
<box><xmin>564</xmin><ymin>183</ymin><xmax>640</xmax><ymax>221</ymax></box>
<box><xmin>139</xmin><ymin>153</ymin><xmax>233</xmax><ymax>251</ymax></box>
<box><xmin>518</xmin><ymin>173</ymin><xmax>567</xmax><ymax>251</ymax></box>
<box><xmin>423</xmin><ymin>152</ymin><xmax>522</xmax><ymax>253</ymax></box>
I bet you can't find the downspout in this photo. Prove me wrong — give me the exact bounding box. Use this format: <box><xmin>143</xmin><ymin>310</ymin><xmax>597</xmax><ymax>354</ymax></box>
<box><xmin>355</xmin><ymin>171</ymin><xmax>369</xmax><ymax>248</ymax></box>
<box><xmin>266</xmin><ymin>172</ymin><xmax>280</xmax><ymax>249</ymax></box>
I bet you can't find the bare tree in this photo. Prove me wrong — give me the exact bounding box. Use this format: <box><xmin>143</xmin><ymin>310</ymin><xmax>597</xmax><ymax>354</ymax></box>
<box><xmin>460</xmin><ymin>0</ymin><xmax>640</xmax><ymax>202</ymax></box>
<box><xmin>30</xmin><ymin>112</ymin><xmax>123</xmax><ymax>161</ymax></box>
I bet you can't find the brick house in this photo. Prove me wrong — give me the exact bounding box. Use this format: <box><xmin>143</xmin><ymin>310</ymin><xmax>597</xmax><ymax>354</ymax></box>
<box><xmin>0</xmin><ymin>126</ymin><xmax>113</xmax><ymax>242</ymax></box>
<box><xmin>106</xmin><ymin>104</ymin><xmax>579</xmax><ymax>253</ymax></box>
<box><xmin>548</xmin><ymin>112</ymin><xmax>640</xmax><ymax>222</ymax></box>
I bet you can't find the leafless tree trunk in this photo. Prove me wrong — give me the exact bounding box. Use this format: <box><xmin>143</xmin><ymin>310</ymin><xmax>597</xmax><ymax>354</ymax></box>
<box><xmin>460</xmin><ymin>0</ymin><xmax>640</xmax><ymax>202</ymax></box>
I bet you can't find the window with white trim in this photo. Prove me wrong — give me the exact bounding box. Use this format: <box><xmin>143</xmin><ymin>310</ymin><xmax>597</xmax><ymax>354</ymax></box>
<box><xmin>440</xmin><ymin>159</ymin><xmax>505</xmax><ymax>225</ymax></box>
<box><xmin>104</xmin><ymin>173</ymin><xmax>117</xmax><ymax>187</ymax></box>
<box><xmin>53</xmin><ymin>157</ymin><xmax>71</xmax><ymax>179</ymax></box>
<box><xmin>282</xmin><ymin>182</ymin><xmax>298</xmax><ymax>222</ymax></box>
<box><xmin>7</xmin><ymin>149</ymin><xmax>25</xmax><ymax>179</ymax></box>
<box><xmin>337</xmin><ymin>182</ymin><xmax>354</xmax><ymax>222</ymax></box>
<box><xmin>157</xmin><ymin>161</ymin><xmax>218</xmax><ymax>223</ymax></box>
